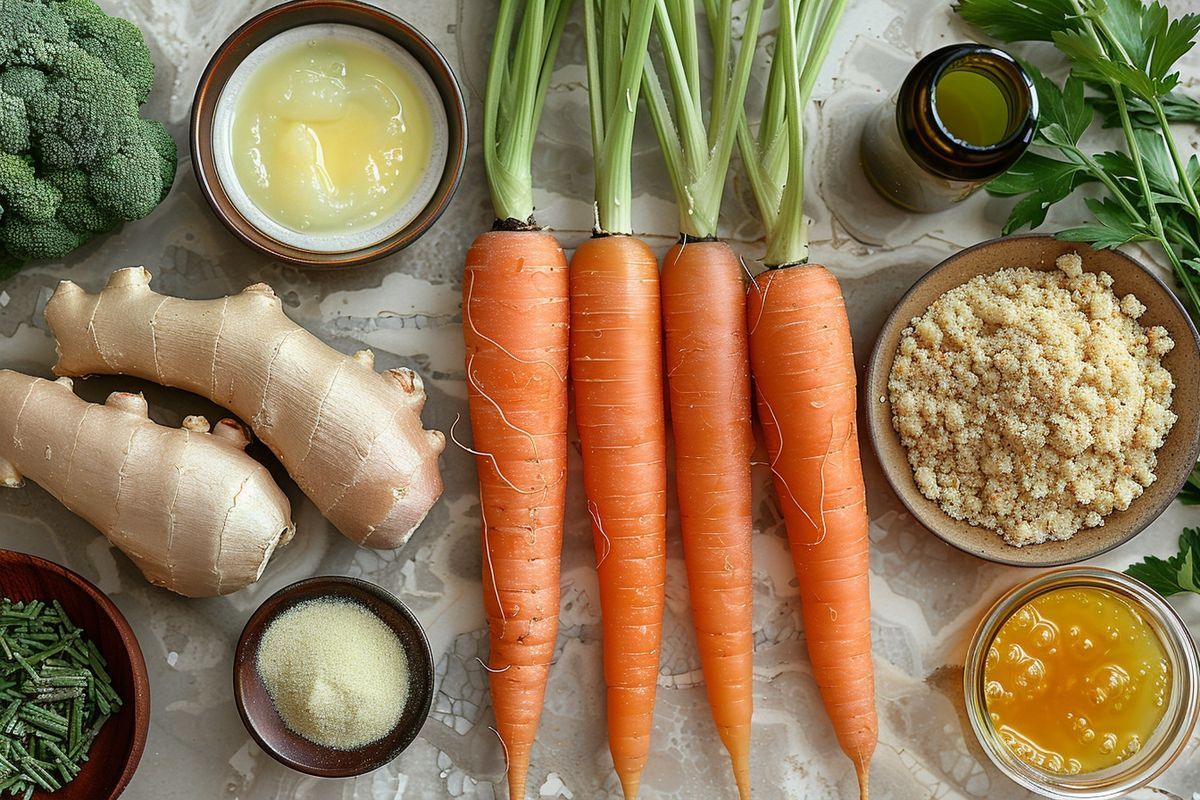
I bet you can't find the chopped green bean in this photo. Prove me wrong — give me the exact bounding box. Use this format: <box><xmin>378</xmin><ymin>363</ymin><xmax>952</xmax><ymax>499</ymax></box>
<box><xmin>0</xmin><ymin>598</ymin><xmax>121</xmax><ymax>796</ymax></box>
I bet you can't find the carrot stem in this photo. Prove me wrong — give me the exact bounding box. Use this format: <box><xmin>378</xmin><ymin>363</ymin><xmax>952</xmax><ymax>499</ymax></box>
<box><xmin>484</xmin><ymin>0</ymin><xmax>575</xmax><ymax>223</ymax></box>
<box><xmin>583</xmin><ymin>0</ymin><xmax>656</xmax><ymax>234</ymax></box>
<box><xmin>643</xmin><ymin>0</ymin><xmax>764</xmax><ymax>237</ymax></box>
<box><xmin>727</xmin><ymin>0</ymin><xmax>847</xmax><ymax>266</ymax></box>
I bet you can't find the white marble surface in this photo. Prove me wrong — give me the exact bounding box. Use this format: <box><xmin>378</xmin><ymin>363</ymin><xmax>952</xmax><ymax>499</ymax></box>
<box><xmin>0</xmin><ymin>1</ymin><xmax>1198</xmax><ymax>798</ymax></box>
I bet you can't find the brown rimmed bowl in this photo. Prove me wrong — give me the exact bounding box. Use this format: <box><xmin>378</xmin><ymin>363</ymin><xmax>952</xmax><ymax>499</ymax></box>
<box><xmin>865</xmin><ymin>235</ymin><xmax>1200</xmax><ymax>567</ymax></box>
<box><xmin>0</xmin><ymin>549</ymin><xmax>150</xmax><ymax>800</ymax></box>
<box><xmin>190</xmin><ymin>0</ymin><xmax>467</xmax><ymax>268</ymax></box>
<box><xmin>233</xmin><ymin>576</ymin><xmax>435</xmax><ymax>777</ymax></box>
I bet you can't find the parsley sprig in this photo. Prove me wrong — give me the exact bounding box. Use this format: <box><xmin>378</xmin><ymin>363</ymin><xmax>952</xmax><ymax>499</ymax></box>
<box><xmin>956</xmin><ymin>0</ymin><xmax>1200</xmax><ymax>319</ymax></box>
<box><xmin>1126</xmin><ymin>529</ymin><xmax>1200</xmax><ymax>596</ymax></box>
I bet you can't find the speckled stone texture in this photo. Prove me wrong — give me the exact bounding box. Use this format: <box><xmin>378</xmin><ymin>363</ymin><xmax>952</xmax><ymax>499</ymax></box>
<box><xmin>0</xmin><ymin>1</ymin><xmax>1197</xmax><ymax>798</ymax></box>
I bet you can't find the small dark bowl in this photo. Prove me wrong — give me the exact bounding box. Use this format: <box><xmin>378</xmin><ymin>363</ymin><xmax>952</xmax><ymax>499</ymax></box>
<box><xmin>866</xmin><ymin>235</ymin><xmax>1200</xmax><ymax>567</ymax></box>
<box><xmin>190</xmin><ymin>0</ymin><xmax>468</xmax><ymax>267</ymax></box>
<box><xmin>0</xmin><ymin>550</ymin><xmax>150</xmax><ymax>800</ymax></box>
<box><xmin>233</xmin><ymin>576</ymin><xmax>435</xmax><ymax>777</ymax></box>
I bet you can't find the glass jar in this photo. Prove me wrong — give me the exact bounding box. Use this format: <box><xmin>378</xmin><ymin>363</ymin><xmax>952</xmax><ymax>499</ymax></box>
<box><xmin>861</xmin><ymin>43</ymin><xmax>1038</xmax><ymax>212</ymax></box>
<box><xmin>964</xmin><ymin>568</ymin><xmax>1199</xmax><ymax>799</ymax></box>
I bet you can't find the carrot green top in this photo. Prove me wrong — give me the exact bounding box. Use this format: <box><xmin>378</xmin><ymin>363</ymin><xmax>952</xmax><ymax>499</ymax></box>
<box><xmin>483</xmin><ymin>0</ymin><xmax>575</xmax><ymax>225</ymax></box>
<box><xmin>736</xmin><ymin>0</ymin><xmax>847</xmax><ymax>266</ymax></box>
<box><xmin>643</xmin><ymin>0</ymin><xmax>765</xmax><ymax>239</ymax></box>
<box><xmin>583</xmin><ymin>0</ymin><xmax>656</xmax><ymax>235</ymax></box>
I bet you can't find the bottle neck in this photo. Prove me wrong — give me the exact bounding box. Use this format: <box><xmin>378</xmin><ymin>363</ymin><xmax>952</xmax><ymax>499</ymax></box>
<box><xmin>897</xmin><ymin>44</ymin><xmax>1038</xmax><ymax>182</ymax></box>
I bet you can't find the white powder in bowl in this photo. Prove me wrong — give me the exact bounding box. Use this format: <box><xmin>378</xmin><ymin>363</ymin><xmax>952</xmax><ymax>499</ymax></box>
<box><xmin>256</xmin><ymin>596</ymin><xmax>410</xmax><ymax>750</ymax></box>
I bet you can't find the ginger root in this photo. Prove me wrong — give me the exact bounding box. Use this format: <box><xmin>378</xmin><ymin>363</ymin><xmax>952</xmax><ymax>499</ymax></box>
<box><xmin>46</xmin><ymin>268</ymin><xmax>445</xmax><ymax>549</ymax></box>
<box><xmin>0</xmin><ymin>371</ymin><xmax>294</xmax><ymax>597</ymax></box>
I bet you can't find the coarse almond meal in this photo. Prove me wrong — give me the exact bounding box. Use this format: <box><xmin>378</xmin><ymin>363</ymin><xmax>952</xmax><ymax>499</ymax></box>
<box><xmin>888</xmin><ymin>253</ymin><xmax>1177</xmax><ymax>546</ymax></box>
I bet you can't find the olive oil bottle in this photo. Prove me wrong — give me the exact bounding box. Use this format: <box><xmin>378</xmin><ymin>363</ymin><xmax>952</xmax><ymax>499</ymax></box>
<box><xmin>861</xmin><ymin>44</ymin><xmax>1038</xmax><ymax>212</ymax></box>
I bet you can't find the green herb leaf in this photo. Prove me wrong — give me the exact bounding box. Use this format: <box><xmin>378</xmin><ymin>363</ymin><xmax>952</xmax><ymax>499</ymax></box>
<box><xmin>1094</xmin><ymin>89</ymin><xmax>1200</xmax><ymax>127</ymax></box>
<box><xmin>953</xmin><ymin>0</ymin><xmax>1078</xmax><ymax>42</ymax></box>
<box><xmin>1058</xmin><ymin>198</ymin><xmax>1153</xmax><ymax>248</ymax></box>
<box><xmin>1022</xmin><ymin>62</ymin><xmax>1093</xmax><ymax>143</ymax></box>
<box><xmin>1148</xmin><ymin>10</ymin><xmax>1200</xmax><ymax>86</ymax></box>
<box><xmin>1102</xmin><ymin>0</ymin><xmax>1161</xmax><ymax>72</ymax></box>
<box><xmin>987</xmin><ymin>153</ymin><xmax>1091</xmax><ymax>233</ymax></box>
<box><xmin>1126</xmin><ymin>528</ymin><xmax>1200</xmax><ymax>596</ymax></box>
<box><xmin>1056</xmin><ymin>29</ymin><xmax>1162</xmax><ymax>99</ymax></box>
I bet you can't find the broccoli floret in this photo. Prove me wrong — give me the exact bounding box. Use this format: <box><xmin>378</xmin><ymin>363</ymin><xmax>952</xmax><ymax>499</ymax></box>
<box><xmin>0</xmin><ymin>0</ymin><xmax>175</xmax><ymax>273</ymax></box>
<box><xmin>0</xmin><ymin>216</ymin><xmax>81</xmax><ymax>261</ymax></box>
<box><xmin>0</xmin><ymin>152</ymin><xmax>62</xmax><ymax>222</ymax></box>
<box><xmin>0</xmin><ymin>1</ymin><xmax>69</xmax><ymax>67</ymax></box>
<box><xmin>46</xmin><ymin>167</ymin><xmax>117</xmax><ymax>234</ymax></box>
<box><xmin>88</xmin><ymin>118</ymin><xmax>171</xmax><ymax>219</ymax></box>
<box><xmin>0</xmin><ymin>88</ymin><xmax>29</xmax><ymax>152</ymax></box>
<box><xmin>51</xmin><ymin>0</ymin><xmax>154</xmax><ymax>102</ymax></box>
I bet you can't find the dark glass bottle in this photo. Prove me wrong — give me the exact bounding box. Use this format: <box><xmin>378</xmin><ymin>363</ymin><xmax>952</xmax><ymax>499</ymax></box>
<box><xmin>861</xmin><ymin>44</ymin><xmax>1038</xmax><ymax>212</ymax></box>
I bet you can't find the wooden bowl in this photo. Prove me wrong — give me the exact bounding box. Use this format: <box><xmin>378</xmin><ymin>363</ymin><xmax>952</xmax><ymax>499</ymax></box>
<box><xmin>866</xmin><ymin>235</ymin><xmax>1200</xmax><ymax>566</ymax></box>
<box><xmin>0</xmin><ymin>550</ymin><xmax>150</xmax><ymax>800</ymax></box>
<box><xmin>233</xmin><ymin>576</ymin><xmax>435</xmax><ymax>777</ymax></box>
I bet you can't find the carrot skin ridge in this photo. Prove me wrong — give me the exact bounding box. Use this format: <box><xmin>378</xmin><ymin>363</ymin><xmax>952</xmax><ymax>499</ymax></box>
<box><xmin>662</xmin><ymin>239</ymin><xmax>755</xmax><ymax>799</ymax></box>
<box><xmin>464</xmin><ymin>229</ymin><xmax>570</xmax><ymax>800</ymax></box>
<box><xmin>746</xmin><ymin>264</ymin><xmax>878</xmax><ymax>793</ymax></box>
<box><xmin>570</xmin><ymin>234</ymin><xmax>668</xmax><ymax>800</ymax></box>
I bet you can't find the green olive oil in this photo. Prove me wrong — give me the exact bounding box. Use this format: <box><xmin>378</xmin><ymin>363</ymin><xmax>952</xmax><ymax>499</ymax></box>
<box><xmin>860</xmin><ymin>44</ymin><xmax>1038</xmax><ymax>212</ymax></box>
<box><xmin>934</xmin><ymin>68</ymin><xmax>1010</xmax><ymax>147</ymax></box>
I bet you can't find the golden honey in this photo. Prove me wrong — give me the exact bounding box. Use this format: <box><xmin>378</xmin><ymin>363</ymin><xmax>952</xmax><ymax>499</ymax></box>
<box><xmin>983</xmin><ymin>586</ymin><xmax>1171</xmax><ymax>775</ymax></box>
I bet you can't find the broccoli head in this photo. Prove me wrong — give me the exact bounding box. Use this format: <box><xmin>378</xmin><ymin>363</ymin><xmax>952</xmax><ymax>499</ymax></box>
<box><xmin>0</xmin><ymin>0</ymin><xmax>175</xmax><ymax>273</ymax></box>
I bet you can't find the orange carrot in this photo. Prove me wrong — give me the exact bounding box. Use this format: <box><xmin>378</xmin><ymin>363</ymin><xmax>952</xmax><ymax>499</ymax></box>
<box><xmin>747</xmin><ymin>264</ymin><xmax>877</xmax><ymax>795</ymax></box>
<box><xmin>570</xmin><ymin>233</ymin><xmax>667</xmax><ymax>800</ymax></box>
<box><xmin>641</xmin><ymin>2</ymin><xmax>763</xmax><ymax>791</ymax></box>
<box><xmin>464</xmin><ymin>229</ymin><xmax>569</xmax><ymax>799</ymax></box>
<box><xmin>661</xmin><ymin>239</ymin><xmax>754</xmax><ymax>796</ymax></box>
<box><xmin>468</xmin><ymin>2</ymin><xmax>575</xmax><ymax>796</ymax></box>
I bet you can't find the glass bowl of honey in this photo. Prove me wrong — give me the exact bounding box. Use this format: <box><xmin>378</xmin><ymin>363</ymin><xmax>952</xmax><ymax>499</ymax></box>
<box><xmin>964</xmin><ymin>567</ymin><xmax>1198</xmax><ymax>798</ymax></box>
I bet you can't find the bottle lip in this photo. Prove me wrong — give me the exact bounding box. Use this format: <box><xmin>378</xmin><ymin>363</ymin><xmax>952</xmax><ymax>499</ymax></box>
<box><xmin>963</xmin><ymin>567</ymin><xmax>1200</xmax><ymax>799</ymax></box>
<box><xmin>898</xmin><ymin>43</ymin><xmax>1039</xmax><ymax>181</ymax></box>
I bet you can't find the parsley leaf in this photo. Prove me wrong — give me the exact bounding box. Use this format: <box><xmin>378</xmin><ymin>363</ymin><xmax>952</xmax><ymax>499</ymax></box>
<box><xmin>1126</xmin><ymin>529</ymin><xmax>1200</xmax><ymax>596</ymax></box>
<box><xmin>954</xmin><ymin>0</ymin><xmax>1078</xmax><ymax>42</ymax></box>
<box><xmin>988</xmin><ymin>153</ymin><xmax>1091</xmax><ymax>233</ymax></box>
<box><xmin>1094</xmin><ymin>89</ymin><xmax>1200</xmax><ymax>128</ymax></box>
<box><xmin>1021</xmin><ymin>62</ymin><xmax>1093</xmax><ymax>143</ymax></box>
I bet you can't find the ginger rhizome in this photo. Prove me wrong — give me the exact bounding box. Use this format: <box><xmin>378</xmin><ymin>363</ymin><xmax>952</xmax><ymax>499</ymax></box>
<box><xmin>0</xmin><ymin>371</ymin><xmax>294</xmax><ymax>597</ymax></box>
<box><xmin>45</xmin><ymin>268</ymin><xmax>445</xmax><ymax>549</ymax></box>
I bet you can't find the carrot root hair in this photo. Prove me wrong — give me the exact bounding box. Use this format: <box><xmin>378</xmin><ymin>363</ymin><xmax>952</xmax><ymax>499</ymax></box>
<box><xmin>587</xmin><ymin>500</ymin><xmax>613</xmax><ymax>568</ymax></box>
<box><xmin>476</xmin><ymin>657</ymin><xmax>513</xmax><ymax>674</ymax></box>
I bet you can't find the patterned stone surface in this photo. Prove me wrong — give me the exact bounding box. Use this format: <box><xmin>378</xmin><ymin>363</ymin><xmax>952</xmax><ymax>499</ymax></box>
<box><xmin>0</xmin><ymin>1</ymin><xmax>1197</xmax><ymax>798</ymax></box>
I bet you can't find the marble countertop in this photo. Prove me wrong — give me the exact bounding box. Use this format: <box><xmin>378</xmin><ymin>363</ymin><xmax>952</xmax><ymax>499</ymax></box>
<box><xmin>0</xmin><ymin>0</ymin><xmax>1198</xmax><ymax>798</ymax></box>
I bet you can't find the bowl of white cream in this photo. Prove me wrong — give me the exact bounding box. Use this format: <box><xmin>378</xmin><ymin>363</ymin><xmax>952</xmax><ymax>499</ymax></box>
<box><xmin>192</xmin><ymin>0</ymin><xmax>467</xmax><ymax>267</ymax></box>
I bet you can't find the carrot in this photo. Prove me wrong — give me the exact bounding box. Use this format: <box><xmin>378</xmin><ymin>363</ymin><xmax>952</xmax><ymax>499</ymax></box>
<box><xmin>661</xmin><ymin>239</ymin><xmax>755</xmax><ymax>796</ymax></box>
<box><xmin>575</xmin><ymin>3</ymin><xmax>662</xmax><ymax>797</ymax></box>
<box><xmin>464</xmin><ymin>229</ymin><xmax>568</xmax><ymax>800</ymax></box>
<box><xmin>640</xmin><ymin>3</ymin><xmax>764</xmax><ymax>794</ymax></box>
<box><xmin>733</xmin><ymin>0</ymin><xmax>877</xmax><ymax>796</ymax></box>
<box><xmin>747</xmin><ymin>264</ymin><xmax>876</xmax><ymax>793</ymax></box>
<box><xmin>465</xmin><ymin>3</ymin><xmax>574</xmax><ymax>797</ymax></box>
<box><xmin>570</xmin><ymin>233</ymin><xmax>666</xmax><ymax>800</ymax></box>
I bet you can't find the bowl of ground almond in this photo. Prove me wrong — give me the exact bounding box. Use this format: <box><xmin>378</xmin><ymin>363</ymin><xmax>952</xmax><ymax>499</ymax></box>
<box><xmin>866</xmin><ymin>236</ymin><xmax>1200</xmax><ymax>566</ymax></box>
